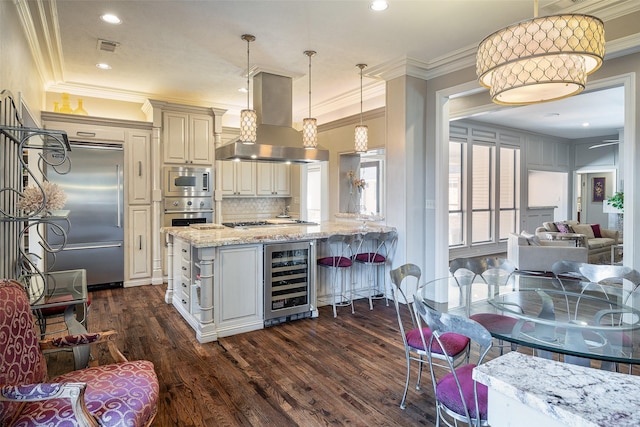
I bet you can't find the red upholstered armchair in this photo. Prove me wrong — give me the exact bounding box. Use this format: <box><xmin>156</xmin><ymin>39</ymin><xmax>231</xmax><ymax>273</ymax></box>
<box><xmin>0</xmin><ymin>279</ymin><xmax>159</xmax><ymax>426</ymax></box>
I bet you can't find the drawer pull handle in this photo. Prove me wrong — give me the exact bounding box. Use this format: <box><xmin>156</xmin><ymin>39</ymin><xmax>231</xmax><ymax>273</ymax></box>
<box><xmin>182</xmin><ymin>248</ymin><xmax>187</xmax><ymax>253</ymax></box>
<box><xmin>182</xmin><ymin>266</ymin><xmax>187</xmax><ymax>271</ymax></box>
<box><xmin>182</xmin><ymin>299</ymin><xmax>187</xmax><ymax>304</ymax></box>
<box><xmin>182</xmin><ymin>282</ymin><xmax>187</xmax><ymax>288</ymax></box>
<box><xmin>76</xmin><ymin>131</ymin><xmax>96</xmax><ymax>137</ymax></box>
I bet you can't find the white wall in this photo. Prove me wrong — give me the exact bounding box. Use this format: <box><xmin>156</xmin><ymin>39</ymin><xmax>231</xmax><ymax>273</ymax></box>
<box><xmin>0</xmin><ymin>2</ymin><xmax>45</xmax><ymax>118</ymax></box>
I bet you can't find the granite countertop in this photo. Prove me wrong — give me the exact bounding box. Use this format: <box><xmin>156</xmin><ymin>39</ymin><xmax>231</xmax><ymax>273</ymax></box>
<box><xmin>163</xmin><ymin>221</ymin><xmax>396</xmax><ymax>248</ymax></box>
<box><xmin>473</xmin><ymin>352</ymin><xmax>640</xmax><ymax>427</ymax></box>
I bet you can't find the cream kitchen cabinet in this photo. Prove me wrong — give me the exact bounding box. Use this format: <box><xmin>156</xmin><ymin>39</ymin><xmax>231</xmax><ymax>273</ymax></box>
<box><xmin>256</xmin><ymin>163</ymin><xmax>291</xmax><ymax>196</ymax></box>
<box><xmin>163</xmin><ymin>111</ymin><xmax>213</xmax><ymax>165</ymax></box>
<box><xmin>128</xmin><ymin>205</ymin><xmax>151</xmax><ymax>280</ymax></box>
<box><xmin>126</xmin><ymin>130</ymin><xmax>151</xmax><ymax>205</ymax></box>
<box><xmin>220</xmin><ymin>160</ymin><xmax>256</xmax><ymax>196</ymax></box>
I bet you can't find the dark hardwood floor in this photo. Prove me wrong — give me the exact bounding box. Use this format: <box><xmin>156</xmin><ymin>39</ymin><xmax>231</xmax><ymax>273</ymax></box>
<box><xmin>45</xmin><ymin>283</ymin><xmax>640</xmax><ymax>426</ymax></box>
<box><xmin>48</xmin><ymin>285</ymin><xmax>441</xmax><ymax>426</ymax></box>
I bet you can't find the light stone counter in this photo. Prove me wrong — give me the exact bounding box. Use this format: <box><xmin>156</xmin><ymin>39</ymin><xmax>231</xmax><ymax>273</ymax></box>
<box><xmin>163</xmin><ymin>221</ymin><xmax>395</xmax><ymax>248</ymax></box>
<box><xmin>473</xmin><ymin>352</ymin><xmax>640</xmax><ymax>427</ymax></box>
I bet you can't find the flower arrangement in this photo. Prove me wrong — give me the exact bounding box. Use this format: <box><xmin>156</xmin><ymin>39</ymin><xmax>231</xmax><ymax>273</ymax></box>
<box><xmin>17</xmin><ymin>181</ymin><xmax>67</xmax><ymax>215</ymax></box>
<box><xmin>353</xmin><ymin>178</ymin><xmax>367</xmax><ymax>191</ymax></box>
<box><xmin>347</xmin><ymin>170</ymin><xmax>367</xmax><ymax>192</ymax></box>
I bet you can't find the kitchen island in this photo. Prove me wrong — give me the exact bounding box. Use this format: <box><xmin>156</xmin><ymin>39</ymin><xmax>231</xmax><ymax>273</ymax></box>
<box><xmin>164</xmin><ymin>221</ymin><xmax>396</xmax><ymax>343</ymax></box>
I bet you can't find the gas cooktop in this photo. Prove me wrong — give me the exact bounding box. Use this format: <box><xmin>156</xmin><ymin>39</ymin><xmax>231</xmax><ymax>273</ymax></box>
<box><xmin>222</xmin><ymin>219</ymin><xmax>317</xmax><ymax>228</ymax></box>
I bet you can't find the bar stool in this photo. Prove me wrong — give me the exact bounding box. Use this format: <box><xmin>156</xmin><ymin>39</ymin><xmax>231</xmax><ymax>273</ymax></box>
<box><xmin>317</xmin><ymin>234</ymin><xmax>359</xmax><ymax>317</ymax></box>
<box><xmin>354</xmin><ymin>230</ymin><xmax>398</xmax><ymax>309</ymax></box>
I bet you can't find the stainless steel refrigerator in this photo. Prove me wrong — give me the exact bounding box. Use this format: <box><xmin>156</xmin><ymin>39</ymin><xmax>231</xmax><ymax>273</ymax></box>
<box><xmin>46</xmin><ymin>143</ymin><xmax>124</xmax><ymax>288</ymax></box>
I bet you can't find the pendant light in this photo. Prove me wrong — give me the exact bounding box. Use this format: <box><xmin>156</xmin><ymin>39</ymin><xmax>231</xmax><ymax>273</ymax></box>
<box><xmin>240</xmin><ymin>34</ymin><xmax>257</xmax><ymax>144</ymax></box>
<box><xmin>354</xmin><ymin>64</ymin><xmax>368</xmax><ymax>153</ymax></box>
<box><xmin>302</xmin><ymin>50</ymin><xmax>318</xmax><ymax>149</ymax></box>
<box><xmin>476</xmin><ymin>0</ymin><xmax>605</xmax><ymax>105</ymax></box>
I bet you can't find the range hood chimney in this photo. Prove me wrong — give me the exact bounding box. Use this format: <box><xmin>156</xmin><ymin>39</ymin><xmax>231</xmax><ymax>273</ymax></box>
<box><xmin>216</xmin><ymin>72</ymin><xmax>329</xmax><ymax>163</ymax></box>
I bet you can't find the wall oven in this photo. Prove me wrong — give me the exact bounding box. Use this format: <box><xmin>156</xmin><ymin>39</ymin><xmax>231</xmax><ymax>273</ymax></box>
<box><xmin>163</xmin><ymin>199</ymin><xmax>213</xmax><ymax>226</ymax></box>
<box><xmin>264</xmin><ymin>241</ymin><xmax>315</xmax><ymax>326</ymax></box>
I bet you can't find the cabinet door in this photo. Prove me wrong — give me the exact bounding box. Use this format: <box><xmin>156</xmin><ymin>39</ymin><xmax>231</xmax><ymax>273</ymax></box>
<box><xmin>236</xmin><ymin>162</ymin><xmax>256</xmax><ymax>196</ymax></box>
<box><xmin>256</xmin><ymin>163</ymin><xmax>274</xmax><ymax>196</ymax></box>
<box><xmin>220</xmin><ymin>161</ymin><xmax>237</xmax><ymax>196</ymax></box>
<box><xmin>273</xmin><ymin>163</ymin><xmax>291</xmax><ymax>196</ymax></box>
<box><xmin>163</xmin><ymin>112</ymin><xmax>188</xmax><ymax>164</ymax></box>
<box><xmin>128</xmin><ymin>206</ymin><xmax>151</xmax><ymax>279</ymax></box>
<box><xmin>127</xmin><ymin>130</ymin><xmax>151</xmax><ymax>204</ymax></box>
<box><xmin>216</xmin><ymin>245</ymin><xmax>263</xmax><ymax>331</ymax></box>
<box><xmin>189</xmin><ymin>114</ymin><xmax>213</xmax><ymax>165</ymax></box>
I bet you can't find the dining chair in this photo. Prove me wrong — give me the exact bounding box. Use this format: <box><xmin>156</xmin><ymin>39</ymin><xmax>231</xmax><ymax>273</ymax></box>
<box><xmin>0</xmin><ymin>279</ymin><xmax>159</xmax><ymax>426</ymax></box>
<box><xmin>414</xmin><ymin>295</ymin><xmax>493</xmax><ymax>427</ymax></box>
<box><xmin>449</xmin><ymin>257</ymin><xmax>520</xmax><ymax>354</ymax></box>
<box><xmin>389</xmin><ymin>264</ymin><xmax>469</xmax><ymax>410</ymax></box>
<box><xmin>576</xmin><ymin>263</ymin><xmax>640</xmax><ymax>372</ymax></box>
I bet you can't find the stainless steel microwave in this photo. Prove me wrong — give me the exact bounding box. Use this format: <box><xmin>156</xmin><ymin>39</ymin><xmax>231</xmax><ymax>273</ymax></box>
<box><xmin>163</xmin><ymin>166</ymin><xmax>212</xmax><ymax>197</ymax></box>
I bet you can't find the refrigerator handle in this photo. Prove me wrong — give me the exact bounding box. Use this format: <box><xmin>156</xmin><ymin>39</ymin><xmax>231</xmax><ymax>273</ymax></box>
<box><xmin>117</xmin><ymin>164</ymin><xmax>122</xmax><ymax>228</ymax></box>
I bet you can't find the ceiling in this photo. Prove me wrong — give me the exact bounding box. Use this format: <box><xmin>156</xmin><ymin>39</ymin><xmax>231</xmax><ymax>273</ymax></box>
<box><xmin>19</xmin><ymin>0</ymin><xmax>639</xmax><ymax>136</ymax></box>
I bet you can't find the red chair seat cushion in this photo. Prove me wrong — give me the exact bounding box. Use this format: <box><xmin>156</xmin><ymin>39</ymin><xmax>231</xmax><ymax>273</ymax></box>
<box><xmin>318</xmin><ymin>256</ymin><xmax>352</xmax><ymax>268</ymax></box>
<box><xmin>13</xmin><ymin>360</ymin><xmax>159</xmax><ymax>427</ymax></box>
<box><xmin>436</xmin><ymin>364</ymin><xmax>488</xmax><ymax>420</ymax></box>
<box><xmin>354</xmin><ymin>253</ymin><xmax>386</xmax><ymax>263</ymax></box>
<box><xmin>406</xmin><ymin>327</ymin><xmax>470</xmax><ymax>356</ymax></box>
<box><xmin>470</xmin><ymin>313</ymin><xmax>535</xmax><ymax>335</ymax></box>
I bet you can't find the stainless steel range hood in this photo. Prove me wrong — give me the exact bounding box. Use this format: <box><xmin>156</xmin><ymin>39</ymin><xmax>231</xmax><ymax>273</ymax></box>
<box><xmin>216</xmin><ymin>72</ymin><xmax>329</xmax><ymax>163</ymax></box>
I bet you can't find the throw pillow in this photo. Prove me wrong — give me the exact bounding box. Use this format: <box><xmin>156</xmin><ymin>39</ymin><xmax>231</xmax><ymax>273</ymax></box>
<box><xmin>555</xmin><ymin>222</ymin><xmax>574</xmax><ymax>233</ymax></box>
<box><xmin>572</xmin><ymin>223</ymin><xmax>595</xmax><ymax>239</ymax></box>
<box><xmin>591</xmin><ymin>224</ymin><xmax>602</xmax><ymax>238</ymax></box>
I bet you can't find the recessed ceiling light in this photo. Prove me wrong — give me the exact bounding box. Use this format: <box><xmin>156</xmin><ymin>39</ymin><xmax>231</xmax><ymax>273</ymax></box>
<box><xmin>101</xmin><ymin>14</ymin><xmax>122</xmax><ymax>24</ymax></box>
<box><xmin>582</xmin><ymin>122</ymin><xmax>590</xmax><ymax>127</ymax></box>
<box><xmin>238</xmin><ymin>87</ymin><xmax>248</xmax><ymax>93</ymax></box>
<box><xmin>370</xmin><ymin>1</ymin><xmax>388</xmax><ymax>11</ymax></box>
<box><xmin>96</xmin><ymin>63</ymin><xmax>112</xmax><ymax>70</ymax></box>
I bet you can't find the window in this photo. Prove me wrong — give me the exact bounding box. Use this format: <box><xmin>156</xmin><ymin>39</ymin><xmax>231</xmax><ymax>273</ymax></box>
<box><xmin>449</xmin><ymin>136</ymin><xmax>520</xmax><ymax>249</ymax></box>
<box><xmin>359</xmin><ymin>150</ymin><xmax>385</xmax><ymax>215</ymax></box>
<box><xmin>449</xmin><ymin>141</ymin><xmax>464</xmax><ymax>246</ymax></box>
<box><xmin>499</xmin><ymin>147</ymin><xmax>520</xmax><ymax>239</ymax></box>
<box><xmin>471</xmin><ymin>144</ymin><xmax>493</xmax><ymax>244</ymax></box>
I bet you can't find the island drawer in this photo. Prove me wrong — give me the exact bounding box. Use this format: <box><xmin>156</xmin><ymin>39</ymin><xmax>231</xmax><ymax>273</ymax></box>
<box><xmin>177</xmin><ymin>239</ymin><xmax>191</xmax><ymax>261</ymax></box>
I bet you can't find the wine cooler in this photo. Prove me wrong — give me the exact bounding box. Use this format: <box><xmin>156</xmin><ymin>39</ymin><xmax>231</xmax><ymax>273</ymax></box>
<box><xmin>264</xmin><ymin>240</ymin><xmax>315</xmax><ymax>326</ymax></box>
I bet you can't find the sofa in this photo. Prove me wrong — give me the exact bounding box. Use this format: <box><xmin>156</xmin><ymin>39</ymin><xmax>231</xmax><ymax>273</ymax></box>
<box><xmin>535</xmin><ymin>220</ymin><xmax>619</xmax><ymax>264</ymax></box>
<box><xmin>507</xmin><ymin>232</ymin><xmax>588</xmax><ymax>272</ymax></box>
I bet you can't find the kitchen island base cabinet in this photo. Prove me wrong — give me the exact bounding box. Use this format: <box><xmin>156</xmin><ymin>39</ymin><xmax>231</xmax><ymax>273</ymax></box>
<box><xmin>167</xmin><ymin>235</ymin><xmax>263</xmax><ymax>343</ymax></box>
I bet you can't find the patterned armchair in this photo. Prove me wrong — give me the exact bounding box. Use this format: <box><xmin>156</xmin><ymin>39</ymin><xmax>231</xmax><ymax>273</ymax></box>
<box><xmin>0</xmin><ymin>279</ymin><xmax>159</xmax><ymax>426</ymax></box>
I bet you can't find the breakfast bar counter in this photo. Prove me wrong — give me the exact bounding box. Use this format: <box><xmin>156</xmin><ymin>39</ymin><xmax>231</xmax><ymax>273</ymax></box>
<box><xmin>163</xmin><ymin>221</ymin><xmax>394</xmax><ymax>248</ymax></box>
<box><xmin>163</xmin><ymin>221</ymin><xmax>395</xmax><ymax>343</ymax></box>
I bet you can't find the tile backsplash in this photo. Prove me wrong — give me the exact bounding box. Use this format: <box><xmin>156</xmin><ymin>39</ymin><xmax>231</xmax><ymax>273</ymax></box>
<box><xmin>222</xmin><ymin>197</ymin><xmax>294</xmax><ymax>221</ymax></box>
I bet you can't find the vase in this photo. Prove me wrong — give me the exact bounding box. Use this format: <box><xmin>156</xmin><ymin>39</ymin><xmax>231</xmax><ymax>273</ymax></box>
<box><xmin>59</xmin><ymin>93</ymin><xmax>73</xmax><ymax>114</ymax></box>
<box><xmin>73</xmin><ymin>99</ymin><xmax>88</xmax><ymax>115</ymax></box>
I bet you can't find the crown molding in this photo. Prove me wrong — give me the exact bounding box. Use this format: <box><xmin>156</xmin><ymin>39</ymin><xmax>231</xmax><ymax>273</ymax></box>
<box><xmin>14</xmin><ymin>0</ymin><xmax>64</xmax><ymax>84</ymax></box>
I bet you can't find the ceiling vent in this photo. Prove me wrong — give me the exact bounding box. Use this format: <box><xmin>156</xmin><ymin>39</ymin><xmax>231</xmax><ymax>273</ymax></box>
<box><xmin>97</xmin><ymin>39</ymin><xmax>119</xmax><ymax>53</ymax></box>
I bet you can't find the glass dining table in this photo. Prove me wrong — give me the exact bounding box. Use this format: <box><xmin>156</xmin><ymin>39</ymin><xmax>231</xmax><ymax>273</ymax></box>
<box><xmin>415</xmin><ymin>272</ymin><xmax>640</xmax><ymax>366</ymax></box>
